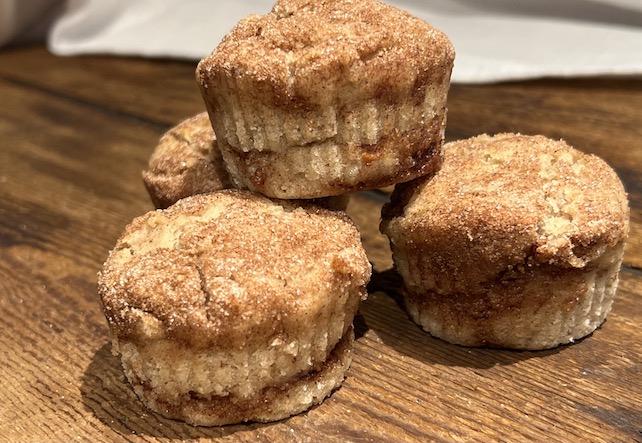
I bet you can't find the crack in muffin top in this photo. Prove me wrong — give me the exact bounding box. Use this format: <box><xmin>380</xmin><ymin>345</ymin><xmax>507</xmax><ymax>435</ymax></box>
<box><xmin>98</xmin><ymin>190</ymin><xmax>371</xmax><ymax>349</ymax></box>
<box><xmin>384</xmin><ymin>133</ymin><xmax>629</xmax><ymax>274</ymax></box>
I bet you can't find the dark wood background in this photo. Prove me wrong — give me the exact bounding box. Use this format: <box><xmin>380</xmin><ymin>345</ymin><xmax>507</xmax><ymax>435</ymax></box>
<box><xmin>1</xmin><ymin>46</ymin><xmax>640</xmax><ymax>442</ymax></box>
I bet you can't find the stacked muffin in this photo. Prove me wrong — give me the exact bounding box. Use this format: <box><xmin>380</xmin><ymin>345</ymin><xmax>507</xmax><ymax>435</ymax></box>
<box><xmin>195</xmin><ymin>0</ymin><xmax>454</xmax><ymax>200</ymax></box>
<box><xmin>99</xmin><ymin>0</ymin><xmax>455</xmax><ymax>427</ymax></box>
<box><xmin>143</xmin><ymin>0</ymin><xmax>455</xmax><ymax>206</ymax></box>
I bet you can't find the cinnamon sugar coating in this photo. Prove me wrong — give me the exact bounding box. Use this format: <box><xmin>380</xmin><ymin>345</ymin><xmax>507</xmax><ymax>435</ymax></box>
<box><xmin>99</xmin><ymin>190</ymin><xmax>370</xmax><ymax>350</ymax></box>
<box><xmin>98</xmin><ymin>190</ymin><xmax>371</xmax><ymax>424</ymax></box>
<box><xmin>199</xmin><ymin>0</ymin><xmax>454</xmax><ymax>110</ymax></box>
<box><xmin>196</xmin><ymin>0</ymin><xmax>454</xmax><ymax>198</ymax></box>
<box><xmin>381</xmin><ymin>133</ymin><xmax>629</xmax><ymax>349</ymax></box>
<box><xmin>142</xmin><ymin>113</ymin><xmax>233</xmax><ymax>209</ymax></box>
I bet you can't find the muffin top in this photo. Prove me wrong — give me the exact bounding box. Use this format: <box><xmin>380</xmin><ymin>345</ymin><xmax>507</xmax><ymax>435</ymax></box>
<box><xmin>142</xmin><ymin>112</ymin><xmax>234</xmax><ymax>208</ymax></box>
<box><xmin>196</xmin><ymin>0</ymin><xmax>454</xmax><ymax>109</ymax></box>
<box><xmin>99</xmin><ymin>190</ymin><xmax>371</xmax><ymax>349</ymax></box>
<box><xmin>383</xmin><ymin>133</ymin><xmax>629</xmax><ymax>272</ymax></box>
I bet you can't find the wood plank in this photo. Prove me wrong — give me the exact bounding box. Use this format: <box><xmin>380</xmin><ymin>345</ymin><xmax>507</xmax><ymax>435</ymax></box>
<box><xmin>4</xmin><ymin>248</ymin><xmax>639</xmax><ymax>442</ymax></box>
<box><xmin>1</xmin><ymin>47</ymin><xmax>641</xmax><ymax>442</ymax></box>
<box><xmin>0</xmin><ymin>80</ymin><xmax>160</xmax><ymax>244</ymax></box>
<box><xmin>0</xmin><ymin>74</ymin><xmax>165</xmax><ymax>441</ymax></box>
<box><xmin>346</xmin><ymin>192</ymin><xmax>393</xmax><ymax>272</ymax></box>
<box><xmin>0</xmin><ymin>45</ymin><xmax>204</xmax><ymax>126</ymax></box>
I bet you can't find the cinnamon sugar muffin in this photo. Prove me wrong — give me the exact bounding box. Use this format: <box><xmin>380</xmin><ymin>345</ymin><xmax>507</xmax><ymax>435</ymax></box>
<box><xmin>142</xmin><ymin>112</ymin><xmax>233</xmax><ymax>209</ymax></box>
<box><xmin>142</xmin><ymin>112</ymin><xmax>349</xmax><ymax>210</ymax></box>
<box><xmin>381</xmin><ymin>134</ymin><xmax>629</xmax><ymax>350</ymax></box>
<box><xmin>196</xmin><ymin>0</ymin><xmax>454</xmax><ymax>199</ymax></box>
<box><xmin>98</xmin><ymin>190</ymin><xmax>371</xmax><ymax>425</ymax></box>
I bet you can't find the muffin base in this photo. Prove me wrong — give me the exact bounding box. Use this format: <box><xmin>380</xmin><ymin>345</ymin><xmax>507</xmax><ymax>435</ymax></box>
<box><xmin>217</xmin><ymin>107</ymin><xmax>446</xmax><ymax>199</ymax></box>
<box><xmin>403</xmin><ymin>243</ymin><xmax>625</xmax><ymax>350</ymax></box>
<box><xmin>119</xmin><ymin>328</ymin><xmax>355</xmax><ymax>426</ymax></box>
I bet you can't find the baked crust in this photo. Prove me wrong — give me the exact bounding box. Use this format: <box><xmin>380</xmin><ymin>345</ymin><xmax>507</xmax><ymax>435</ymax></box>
<box><xmin>381</xmin><ymin>133</ymin><xmax>630</xmax><ymax>349</ymax></box>
<box><xmin>99</xmin><ymin>190</ymin><xmax>370</xmax><ymax>349</ymax></box>
<box><xmin>196</xmin><ymin>0</ymin><xmax>454</xmax><ymax>198</ymax></box>
<box><xmin>98</xmin><ymin>190</ymin><xmax>371</xmax><ymax>423</ymax></box>
<box><xmin>142</xmin><ymin>112</ymin><xmax>233</xmax><ymax>209</ymax></box>
<box><xmin>198</xmin><ymin>0</ymin><xmax>454</xmax><ymax>112</ymax></box>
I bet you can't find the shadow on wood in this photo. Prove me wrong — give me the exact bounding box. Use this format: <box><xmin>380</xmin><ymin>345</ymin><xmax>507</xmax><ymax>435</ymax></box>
<box><xmin>360</xmin><ymin>269</ymin><xmax>570</xmax><ymax>369</ymax></box>
<box><xmin>79</xmin><ymin>343</ymin><xmax>274</xmax><ymax>440</ymax></box>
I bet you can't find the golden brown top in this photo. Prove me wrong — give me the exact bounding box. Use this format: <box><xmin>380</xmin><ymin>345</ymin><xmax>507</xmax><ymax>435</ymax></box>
<box><xmin>383</xmin><ymin>133</ymin><xmax>629</xmax><ymax>274</ymax></box>
<box><xmin>196</xmin><ymin>0</ymin><xmax>454</xmax><ymax>109</ymax></box>
<box><xmin>98</xmin><ymin>190</ymin><xmax>371</xmax><ymax>349</ymax></box>
<box><xmin>142</xmin><ymin>113</ymin><xmax>233</xmax><ymax>208</ymax></box>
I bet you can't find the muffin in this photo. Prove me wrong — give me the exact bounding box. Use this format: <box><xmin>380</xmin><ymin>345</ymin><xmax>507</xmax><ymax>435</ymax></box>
<box><xmin>142</xmin><ymin>112</ymin><xmax>350</xmax><ymax>210</ymax></box>
<box><xmin>381</xmin><ymin>133</ymin><xmax>629</xmax><ymax>350</ymax></box>
<box><xmin>142</xmin><ymin>112</ymin><xmax>233</xmax><ymax>209</ymax></box>
<box><xmin>196</xmin><ymin>0</ymin><xmax>454</xmax><ymax>199</ymax></box>
<box><xmin>98</xmin><ymin>190</ymin><xmax>371</xmax><ymax>425</ymax></box>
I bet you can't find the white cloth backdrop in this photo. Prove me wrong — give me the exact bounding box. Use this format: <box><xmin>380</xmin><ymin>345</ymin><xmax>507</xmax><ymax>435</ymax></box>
<box><xmin>2</xmin><ymin>0</ymin><xmax>642</xmax><ymax>83</ymax></box>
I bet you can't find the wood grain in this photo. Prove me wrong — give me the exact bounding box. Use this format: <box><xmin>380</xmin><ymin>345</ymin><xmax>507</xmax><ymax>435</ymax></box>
<box><xmin>0</xmin><ymin>46</ymin><xmax>641</xmax><ymax>443</ymax></box>
<box><xmin>0</xmin><ymin>46</ymin><xmax>203</xmax><ymax>127</ymax></box>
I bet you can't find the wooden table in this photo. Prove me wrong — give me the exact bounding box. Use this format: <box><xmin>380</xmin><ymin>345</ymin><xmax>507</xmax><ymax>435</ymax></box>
<box><xmin>1</xmin><ymin>46</ymin><xmax>641</xmax><ymax>443</ymax></box>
